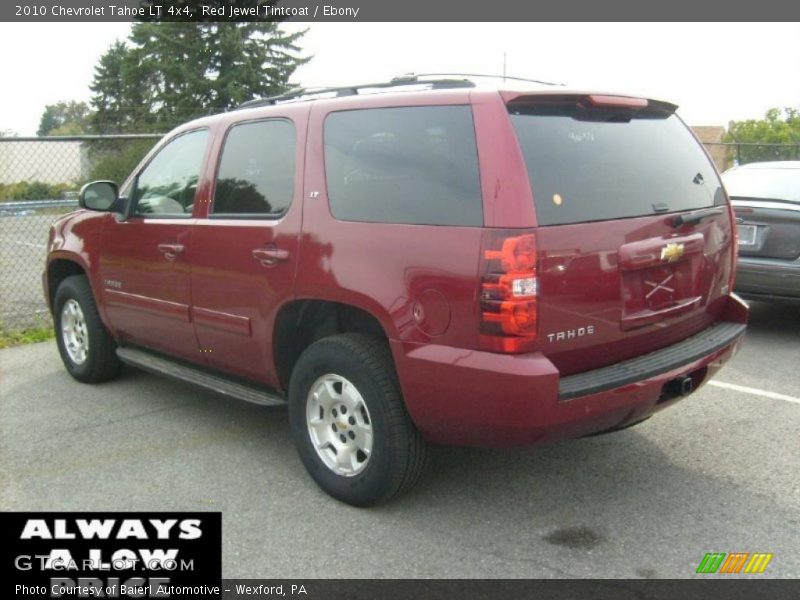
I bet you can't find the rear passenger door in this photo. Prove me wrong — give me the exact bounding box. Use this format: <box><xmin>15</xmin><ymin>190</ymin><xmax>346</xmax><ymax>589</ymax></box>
<box><xmin>189</xmin><ymin>115</ymin><xmax>305</xmax><ymax>387</ymax></box>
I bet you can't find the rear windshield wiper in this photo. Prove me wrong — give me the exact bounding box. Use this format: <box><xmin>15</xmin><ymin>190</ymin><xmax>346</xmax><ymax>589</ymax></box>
<box><xmin>671</xmin><ymin>207</ymin><xmax>725</xmax><ymax>228</ymax></box>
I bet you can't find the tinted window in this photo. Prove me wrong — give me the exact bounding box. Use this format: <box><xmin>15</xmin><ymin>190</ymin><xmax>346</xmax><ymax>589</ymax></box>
<box><xmin>213</xmin><ymin>120</ymin><xmax>296</xmax><ymax>215</ymax></box>
<box><xmin>324</xmin><ymin>106</ymin><xmax>483</xmax><ymax>226</ymax></box>
<box><xmin>133</xmin><ymin>129</ymin><xmax>208</xmax><ymax>216</ymax></box>
<box><xmin>509</xmin><ymin>105</ymin><xmax>723</xmax><ymax>226</ymax></box>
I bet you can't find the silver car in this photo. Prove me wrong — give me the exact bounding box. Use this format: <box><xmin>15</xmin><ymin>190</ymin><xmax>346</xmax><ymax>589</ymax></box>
<box><xmin>722</xmin><ymin>161</ymin><xmax>800</xmax><ymax>303</ymax></box>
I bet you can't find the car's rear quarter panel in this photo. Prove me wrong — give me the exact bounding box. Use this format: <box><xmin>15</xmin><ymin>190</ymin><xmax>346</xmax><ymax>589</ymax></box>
<box><xmin>295</xmin><ymin>91</ymin><xmax>490</xmax><ymax>349</ymax></box>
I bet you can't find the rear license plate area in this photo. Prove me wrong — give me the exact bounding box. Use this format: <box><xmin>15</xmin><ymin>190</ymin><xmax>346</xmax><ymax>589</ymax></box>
<box><xmin>737</xmin><ymin>224</ymin><xmax>757</xmax><ymax>246</ymax></box>
<box><xmin>622</xmin><ymin>263</ymin><xmax>690</xmax><ymax>312</ymax></box>
<box><xmin>620</xmin><ymin>262</ymin><xmax>700</xmax><ymax>330</ymax></box>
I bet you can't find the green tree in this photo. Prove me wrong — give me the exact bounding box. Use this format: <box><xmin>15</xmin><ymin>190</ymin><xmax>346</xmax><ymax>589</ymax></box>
<box><xmin>37</xmin><ymin>101</ymin><xmax>92</xmax><ymax>136</ymax></box>
<box><xmin>726</xmin><ymin>107</ymin><xmax>800</xmax><ymax>163</ymax></box>
<box><xmin>90</xmin><ymin>21</ymin><xmax>308</xmax><ymax>133</ymax></box>
<box><xmin>89</xmin><ymin>41</ymin><xmax>149</xmax><ymax>134</ymax></box>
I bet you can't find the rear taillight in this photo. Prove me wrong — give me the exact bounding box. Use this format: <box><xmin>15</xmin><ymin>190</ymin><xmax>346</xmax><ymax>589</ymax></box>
<box><xmin>479</xmin><ymin>230</ymin><xmax>538</xmax><ymax>353</ymax></box>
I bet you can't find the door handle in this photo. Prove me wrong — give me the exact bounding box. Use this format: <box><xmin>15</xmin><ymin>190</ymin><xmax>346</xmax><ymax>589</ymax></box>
<box><xmin>252</xmin><ymin>247</ymin><xmax>290</xmax><ymax>267</ymax></box>
<box><xmin>158</xmin><ymin>243</ymin><xmax>184</xmax><ymax>261</ymax></box>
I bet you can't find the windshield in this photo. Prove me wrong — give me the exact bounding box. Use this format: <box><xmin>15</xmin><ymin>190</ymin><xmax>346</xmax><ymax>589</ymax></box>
<box><xmin>508</xmin><ymin>104</ymin><xmax>725</xmax><ymax>226</ymax></box>
<box><xmin>722</xmin><ymin>165</ymin><xmax>800</xmax><ymax>203</ymax></box>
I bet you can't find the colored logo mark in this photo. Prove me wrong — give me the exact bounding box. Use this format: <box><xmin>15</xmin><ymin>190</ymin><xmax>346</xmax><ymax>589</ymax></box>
<box><xmin>696</xmin><ymin>552</ymin><xmax>773</xmax><ymax>574</ymax></box>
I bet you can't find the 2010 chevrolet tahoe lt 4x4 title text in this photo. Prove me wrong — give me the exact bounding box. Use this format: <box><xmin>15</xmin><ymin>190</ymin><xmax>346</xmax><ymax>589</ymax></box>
<box><xmin>44</xmin><ymin>75</ymin><xmax>748</xmax><ymax>506</ymax></box>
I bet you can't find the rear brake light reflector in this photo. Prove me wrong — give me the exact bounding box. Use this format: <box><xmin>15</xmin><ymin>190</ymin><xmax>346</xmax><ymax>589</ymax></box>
<box><xmin>479</xmin><ymin>231</ymin><xmax>539</xmax><ymax>353</ymax></box>
<box><xmin>512</xmin><ymin>277</ymin><xmax>538</xmax><ymax>297</ymax></box>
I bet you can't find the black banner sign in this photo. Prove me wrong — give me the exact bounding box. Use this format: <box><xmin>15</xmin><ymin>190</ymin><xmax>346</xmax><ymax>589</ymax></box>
<box><xmin>2</xmin><ymin>513</ymin><xmax>222</xmax><ymax>599</ymax></box>
<box><xmin>1</xmin><ymin>0</ymin><xmax>799</xmax><ymax>22</ymax></box>
<box><xmin>219</xmin><ymin>579</ymin><xmax>799</xmax><ymax>600</ymax></box>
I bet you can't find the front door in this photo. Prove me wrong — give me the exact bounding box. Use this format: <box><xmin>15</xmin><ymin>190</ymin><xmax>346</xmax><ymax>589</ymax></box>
<box><xmin>190</xmin><ymin>116</ymin><xmax>304</xmax><ymax>386</ymax></box>
<box><xmin>99</xmin><ymin>128</ymin><xmax>210</xmax><ymax>363</ymax></box>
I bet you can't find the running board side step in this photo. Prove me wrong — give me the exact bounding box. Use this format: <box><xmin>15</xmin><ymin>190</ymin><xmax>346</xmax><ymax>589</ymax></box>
<box><xmin>116</xmin><ymin>347</ymin><xmax>286</xmax><ymax>407</ymax></box>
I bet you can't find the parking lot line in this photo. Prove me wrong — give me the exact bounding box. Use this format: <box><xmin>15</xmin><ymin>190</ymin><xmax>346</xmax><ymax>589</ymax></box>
<box><xmin>709</xmin><ymin>380</ymin><xmax>800</xmax><ymax>405</ymax></box>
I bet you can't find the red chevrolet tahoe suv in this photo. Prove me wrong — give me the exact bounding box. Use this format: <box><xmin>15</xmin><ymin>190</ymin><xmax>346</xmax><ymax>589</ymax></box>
<box><xmin>44</xmin><ymin>75</ymin><xmax>748</xmax><ymax>506</ymax></box>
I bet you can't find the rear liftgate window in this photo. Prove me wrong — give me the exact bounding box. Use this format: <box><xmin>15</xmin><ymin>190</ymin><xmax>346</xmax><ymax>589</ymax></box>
<box><xmin>508</xmin><ymin>102</ymin><xmax>725</xmax><ymax>226</ymax></box>
<box><xmin>324</xmin><ymin>105</ymin><xmax>483</xmax><ymax>226</ymax></box>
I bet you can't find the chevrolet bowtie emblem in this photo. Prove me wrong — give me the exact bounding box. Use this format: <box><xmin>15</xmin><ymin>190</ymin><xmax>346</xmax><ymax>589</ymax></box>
<box><xmin>660</xmin><ymin>242</ymin><xmax>685</xmax><ymax>262</ymax></box>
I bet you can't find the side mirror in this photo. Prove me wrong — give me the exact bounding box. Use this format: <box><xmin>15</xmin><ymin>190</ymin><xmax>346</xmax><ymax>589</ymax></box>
<box><xmin>79</xmin><ymin>181</ymin><xmax>118</xmax><ymax>212</ymax></box>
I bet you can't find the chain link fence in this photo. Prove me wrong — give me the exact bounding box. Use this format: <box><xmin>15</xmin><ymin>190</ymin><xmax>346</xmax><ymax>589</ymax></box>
<box><xmin>0</xmin><ymin>134</ymin><xmax>162</xmax><ymax>332</ymax></box>
<box><xmin>1</xmin><ymin>135</ymin><xmax>799</xmax><ymax>334</ymax></box>
<box><xmin>702</xmin><ymin>142</ymin><xmax>800</xmax><ymax>172</ymax></box>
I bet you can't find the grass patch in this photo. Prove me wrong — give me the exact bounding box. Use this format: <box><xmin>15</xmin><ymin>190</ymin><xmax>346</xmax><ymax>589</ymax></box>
<box><xmin>0</xmin><ymin>326</ymin><xmax>55</xmax><ymax>349</ymax></box>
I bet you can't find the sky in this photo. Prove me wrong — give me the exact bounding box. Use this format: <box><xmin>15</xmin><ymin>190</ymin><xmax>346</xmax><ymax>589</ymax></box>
<box><xmin>0</xmin><ymin>22</ymin><xmax>798</xmax><ymax>136</ymax></box>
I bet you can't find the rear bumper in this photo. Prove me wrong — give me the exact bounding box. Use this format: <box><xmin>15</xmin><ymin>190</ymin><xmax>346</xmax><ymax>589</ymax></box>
<box><xmin>392</xmin><ymin>294</ymin><xmax>748</xmax><ymax>446</ymax></box>
<box><xmin>735</xmin><ymin>256</ymin><xmax>800</xmax><ymax>301</ymax></box>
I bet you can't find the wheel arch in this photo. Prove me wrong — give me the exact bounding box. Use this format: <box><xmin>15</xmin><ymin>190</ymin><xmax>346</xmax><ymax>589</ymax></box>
<box><xmin>273</xmin><ymin>299</ymin><xmax>390</xmax><ymax>391</ymax></box>
<box><xmin>46</xmin><ymin>255</ymin><xmax>89</xmax><ymax>314</ymax></box>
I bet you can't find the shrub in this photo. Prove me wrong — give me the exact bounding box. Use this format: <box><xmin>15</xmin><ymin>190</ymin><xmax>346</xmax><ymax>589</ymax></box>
<box><xmin>0</xmin><ymin>181</ymin><xmax>75</xmax><ymax>201</ymax></box>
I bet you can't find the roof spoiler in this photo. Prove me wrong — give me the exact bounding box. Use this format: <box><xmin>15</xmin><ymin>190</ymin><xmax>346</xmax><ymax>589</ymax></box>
<box><xmin>503</xmin><ymin>92</ymin><xmax>678</xmax><ymax>114</ymax></box>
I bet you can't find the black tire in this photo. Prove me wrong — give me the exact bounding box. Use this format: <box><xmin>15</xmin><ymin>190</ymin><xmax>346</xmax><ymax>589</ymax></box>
<box><xmin>53</xmin><ymin>275</ymin><xmax>121</xmax><ymax>383</ymax></box>
<box><xmin>288</xmin><ymin>333</ymin><xmax>428</xmax><ymax>506</ymax></box>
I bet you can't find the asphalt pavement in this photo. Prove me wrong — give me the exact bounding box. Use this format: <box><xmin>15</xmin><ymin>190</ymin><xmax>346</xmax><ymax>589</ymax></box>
<box><xmin>1</xmin><ymin>300</ymin><xmax>798</xmax><ymax>578</ymax></box>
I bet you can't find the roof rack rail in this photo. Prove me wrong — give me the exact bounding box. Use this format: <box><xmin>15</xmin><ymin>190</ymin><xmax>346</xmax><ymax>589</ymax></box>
<box><xmin>415</xmin><ymin>72</ymin><xmax>564</xmax><ymax>87</ymax></box>
<box><xmin>236</xmin><ymin>75</ymin><xmax>475</xmax><ymax>109</ymax></box>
